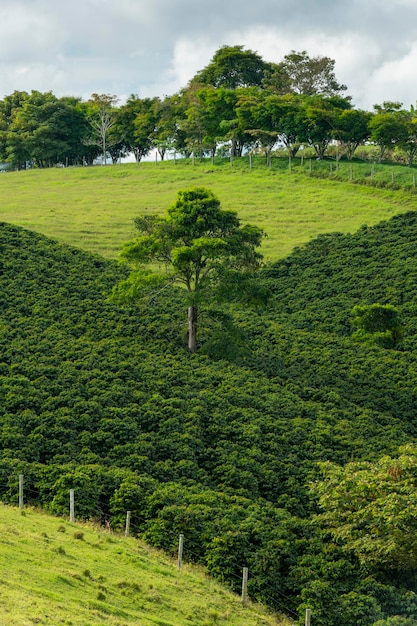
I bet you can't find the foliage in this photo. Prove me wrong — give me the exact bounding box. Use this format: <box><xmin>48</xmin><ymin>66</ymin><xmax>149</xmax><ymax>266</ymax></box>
<box><xmin>191</xmin><ymin>45</ymin><xmax>272</xmax><ymax>89</ymax></box>
<box><xmin>274</xmin><ymin>50</ymin><xmax>348</xmax><ymax>97</ymax></box>
<box><xmin>111</xmin><ymin>187</ymin><xmax>265</xmax><ymax>351</ymax></box>
<box><xmin>314</xmin><ymin>445</ymin><xmax>417</xmax><ymax>571</ymax></box>
<box><xmin>2</xmin><ymin>49</ymin><xmax>417</xmax><ymax>168</ymax></box>
<box><xmin>3</xmin><ymin>203</ymin><xmax>417</xmax><ymax>623</ymax></box>
<box><xmin>351</xmin><ymin>303</ymin><xmax>403</xmax><ymax>347</ymax></box>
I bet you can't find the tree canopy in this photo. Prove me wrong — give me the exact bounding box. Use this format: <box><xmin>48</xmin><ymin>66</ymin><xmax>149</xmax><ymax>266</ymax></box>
<box><xmin>111</xmin><ymin>187</ymin><xmax>265</xmax><ymax>351</ymax></box>
<box><xmin>191</xmin><ymin>45</ymin><xmax>272</xmax><ymax>89</ymax></box>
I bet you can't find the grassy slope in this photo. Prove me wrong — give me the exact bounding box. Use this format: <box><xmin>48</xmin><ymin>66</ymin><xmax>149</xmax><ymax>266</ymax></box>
<box><xmin>0</xmin><ymin>158</ymin><xmax>415</xmax><ymax>261</ymax></box>
<box><xmin>0</xmin><ymin>504</ymin><xmax>287</xmax><ymax>626</ymax></box>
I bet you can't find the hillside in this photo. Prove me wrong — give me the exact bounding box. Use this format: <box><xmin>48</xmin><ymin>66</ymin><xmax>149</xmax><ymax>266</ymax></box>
<box><xmin>0</xmin><ymin>158</ymin><xmax>416</xmax><ymax>260</ymax></box>
<box><xmin>2</xmin><ymin>206</ymin><xmax>417</xmax><ymax>624</ymax></box>
<box><xmin>0</xmin><ymin>504</ymin><xmax>286</xmax><ymax>626</ymax></box>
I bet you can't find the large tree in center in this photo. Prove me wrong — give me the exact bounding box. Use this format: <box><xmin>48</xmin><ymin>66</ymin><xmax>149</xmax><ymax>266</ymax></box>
<box><xmin>191</xmin><ymin>45</ymin><xmax>272</xmax><ymax>90</ymax></box>
<box><xmin>111</xmin><ymin>188</ymin><xmax>265</xmax><ymax>352</ymax></box>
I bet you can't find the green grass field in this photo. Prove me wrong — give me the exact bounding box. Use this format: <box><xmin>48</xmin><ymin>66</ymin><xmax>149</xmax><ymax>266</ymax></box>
<box><xmin>1</xmin><ymin>156</ymin><xmax>416</xmax><ymax>261</ymax></box>
<box><xmin>0</xmin><ymin>504</ymin><xmax>288</xmax><ymax>626</ymax></box>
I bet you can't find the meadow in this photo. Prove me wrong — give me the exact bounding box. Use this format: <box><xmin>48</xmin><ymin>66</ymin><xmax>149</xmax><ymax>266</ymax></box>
<box><xmin>0</xmin><ymin>503</ymin><xmax>288</xmax><ymax>626</ymax></box>
<box><xmin>0</xmin><ymin>155</ymin><xmax>416</xmax><ymax>261</ymax></box>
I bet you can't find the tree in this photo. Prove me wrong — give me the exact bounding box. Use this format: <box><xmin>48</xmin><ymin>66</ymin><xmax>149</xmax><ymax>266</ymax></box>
<box><xmin>332</xmin><ymin>108</ymin><xmax>372</xmax><ymax>160</ymax></box>
<box><xmin>85</xmin><ymin>93</ymin><xmax>119</xmax><ymax>164</ymax></box>
<box><xmin>278</xmin><ymin>50</ymin><xmax>348</xmax><ymax>96</ymax></box>
<box><xmin>192</xmin><ymin>87</ymin><xmax>238</xmax><ymax>158</ymax></box>
<box><xmin>235</xmin><ymin>91</ymin><xmax>279</xmax><ymax>161</ymax></box>
<box><xmin>314</xmin><ymin>445</ymin><xmax>417</xmax><ymax>572</ymax></box>
<box><xmin>152</xmin><ymin>96</ymin><xmax>178</xmax><ymax>160</ymax></box>
<box><xmin>0</xmin><ymin>91</ymin><xmax>89</xmax><ymax>168</ymax></box>
<box><xmin>110</xmin><ymin>188</ymin><xmax>265</xmax><ymax>352</ymax></box>
<box><xmin>269</xmin><ymin>94</ymin><xmax>306</xmax><ymax>157</ymax></box>
<box><xmin>369</xmin><ymin>107</ymin><xmax>409</xmax><ymax>162</ymax></box>
<box><xmin>351</xmin><ymin>303</ymin><xmax>403</xmax><ymax>347</ymax></box>
<box><xmin>191</xmin><ymin>45</ymin><xmax>272</xmax><ymax>90</ymax></box>
<box><xmin>114</xmin><ymin>95</ymin><xmax>159</xmax><ymax>163</ymax></box>
<box><xmin>300</xmin><ymin>95</ymin><xmax>351</xmax><ymax>159</ymax></box>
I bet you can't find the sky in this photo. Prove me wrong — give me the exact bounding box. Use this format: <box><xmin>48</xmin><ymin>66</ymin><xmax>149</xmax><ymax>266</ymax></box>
<box><xmin>2</xmin><ymin>0</ymin><xmax>417</xmax><ymax>111</ymax></box>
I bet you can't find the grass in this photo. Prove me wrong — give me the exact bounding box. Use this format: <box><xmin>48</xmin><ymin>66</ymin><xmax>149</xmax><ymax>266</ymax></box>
<box><xmin>0</xmin><ymin>156</ymin><xmax>416</xmax><ymax>262</ymax></box>
<box><xmin>0</xmin><ymin>504</ymin><xmax>290</xmax><ymax>626</ymax></box>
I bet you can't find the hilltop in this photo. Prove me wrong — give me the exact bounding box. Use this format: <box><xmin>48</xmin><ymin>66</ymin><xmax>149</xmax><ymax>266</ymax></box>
<box><xmin>0</xmin><ymin>157</ymin><xmax>415</xmax><ymax>260</ymax></box>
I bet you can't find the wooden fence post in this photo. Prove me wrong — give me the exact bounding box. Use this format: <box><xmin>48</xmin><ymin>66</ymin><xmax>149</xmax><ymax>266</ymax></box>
<box><xmin>125</xmin><ymin>511</ymin><xmax>131</xmax><ymax>537</ymax></box>
<box><xmin>241</xmin><ymin>567</ymin><xmax>248</xmax><ymax>605</ymax></box>
<box><xmin>178</xmin><ymin>533</ymin><xmax>184</xmax><ymax>570</ymax></box>
<box><xmin>69</xmin><ymin>489</ymin><xmax>75</xmax><ymax>523</ymax></box>
<box><xmin>19</xmin><ymin>474</ymin><xmax>24</xmax><ymax>510</ymax></box>
<box><xmin>305</xmin><ymin>608</ymin><xmax>311</xmax><ymax>625</ymax></box>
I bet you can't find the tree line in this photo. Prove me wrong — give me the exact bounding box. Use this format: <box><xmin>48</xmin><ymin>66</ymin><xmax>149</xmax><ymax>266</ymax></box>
<box><xmin>1</xmin><ymin>45</ymin><xmax>417</xmax><ymax>169</ymax></box>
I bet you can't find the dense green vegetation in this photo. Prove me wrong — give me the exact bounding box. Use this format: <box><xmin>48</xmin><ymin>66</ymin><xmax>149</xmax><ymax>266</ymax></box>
<box><xmin>0</xmin><ymin>504</ymin><xmax>286</xmax><ymax>626</ymax></box>
<box><xmin>1</xmin><ymin>46</ymin><xmax>416</xmax><ymax>171</ymax></box>
<box><xmin>2</xmin><ymin>194</ymin><xmax>417</xmax><ymax>624</ymax></box>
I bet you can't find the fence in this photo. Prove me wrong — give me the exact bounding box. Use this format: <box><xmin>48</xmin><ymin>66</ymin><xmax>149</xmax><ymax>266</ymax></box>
<box><xmin>154</xmin><ymin>151</ymin><xmax>417</xmax><ymax>193</ymax></box>
<box><xmin>9</xmin><ymin>473</ymin><xmax>309</xmax><ymax>623</ymax></box>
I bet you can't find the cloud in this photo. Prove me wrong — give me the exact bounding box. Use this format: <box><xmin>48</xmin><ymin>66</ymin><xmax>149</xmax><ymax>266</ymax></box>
<box><xmin>1</xmin><ymin>0</ymin><xmax>417</xmax><ymax>109</ymax></box>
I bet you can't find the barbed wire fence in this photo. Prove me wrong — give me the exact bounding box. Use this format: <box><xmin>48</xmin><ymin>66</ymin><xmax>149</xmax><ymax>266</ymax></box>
<box><xmin>0</xmin><ymin>472</ymin><xmax>317</xmax><ymax>625</ymax></box>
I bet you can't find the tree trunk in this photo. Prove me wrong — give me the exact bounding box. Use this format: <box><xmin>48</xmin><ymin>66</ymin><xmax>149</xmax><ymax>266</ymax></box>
<box><xmin>188</xmin><ymin>305</ymin><xmax>198</xmax><ymax>352</ymax></box>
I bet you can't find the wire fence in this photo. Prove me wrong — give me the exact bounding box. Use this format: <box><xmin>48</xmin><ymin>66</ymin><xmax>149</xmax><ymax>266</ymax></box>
<box><xmin>158</xmin><ymin>151</ymin><xmax>417</xmax><ymax>194</ymax></box>
<box><xmin>2</xmin><ymin>472</ymin><xmax>308</xmax><ymax>623</ymax></box>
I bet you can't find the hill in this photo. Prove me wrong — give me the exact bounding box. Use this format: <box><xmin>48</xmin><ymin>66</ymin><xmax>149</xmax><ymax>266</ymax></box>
<box><xmin>0</xmin><ymin>158</ymin><xmax>415</xmax><ymax>260</ymax></box>
<box><xmin>0</xmin><ymin>503</ymin><xmax>287</xmax><ymax>626</ymax></box>
<box><xmin>2</xmin><ymin>205</ymin><xmax>417</xmax><ymax>623</ymax></box>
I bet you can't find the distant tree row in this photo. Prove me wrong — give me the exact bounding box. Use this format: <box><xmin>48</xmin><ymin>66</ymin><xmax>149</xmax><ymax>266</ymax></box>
<box><xmin>1</xmin><ymin>45</ymin><xmax>417</xmax><ymax>169</ymax></box>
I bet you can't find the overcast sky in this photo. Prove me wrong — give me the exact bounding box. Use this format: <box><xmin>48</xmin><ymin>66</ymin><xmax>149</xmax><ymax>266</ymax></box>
<box><xmin>2</xmin><ymin>0</ymin><xmax>417</xmax><ymax>111</ymax></box>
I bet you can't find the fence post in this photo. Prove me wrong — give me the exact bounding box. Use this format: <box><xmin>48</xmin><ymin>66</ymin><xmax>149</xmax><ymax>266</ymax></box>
<box><xmin>125</xmin><ymin>511</ymin><xmax>131</xmax><ymax>537</ymax></box>
<box><xmin>249</xmin><ymin>153</ymin><xmax>252</xmax><ymax>170</ymax></box>
<box><xmin>69</xmin><ymin>489</ymin><xmax>75</xmax><ymax>523</ymax></box>
<box><xmin>19</xmin><ymin>474</ymin><xmax>24</xmax><ymax>510</ymax></box>
<box><xmin>305</xmin><ymin>608</ymin><xmax>311</xmax><ymax>625</ymax></box>
<box><xmin>350</xmin><ymin>163</ymin><xmax>353</xmax><ymax>181</ymax></box>
<box><xmin>178</xmin><ymin>533</ymin><xmax>184</xmax><ymax>570</ymax></box>
<box><xmin>309</xmin><ymin>159</ymin><xmax>312</xmax><ymax>174</ymax></box>
<box><xmin>241</xmin><ymin>567</ymin><xmax>248</xmax><ymax>605</ymax></box>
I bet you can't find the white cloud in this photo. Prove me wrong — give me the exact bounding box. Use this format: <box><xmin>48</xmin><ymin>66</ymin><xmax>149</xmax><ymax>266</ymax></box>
<box><xmin>1</xmin><ymin>0</ymin><xmax>417</xmax><ymax>110</ymax></box>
